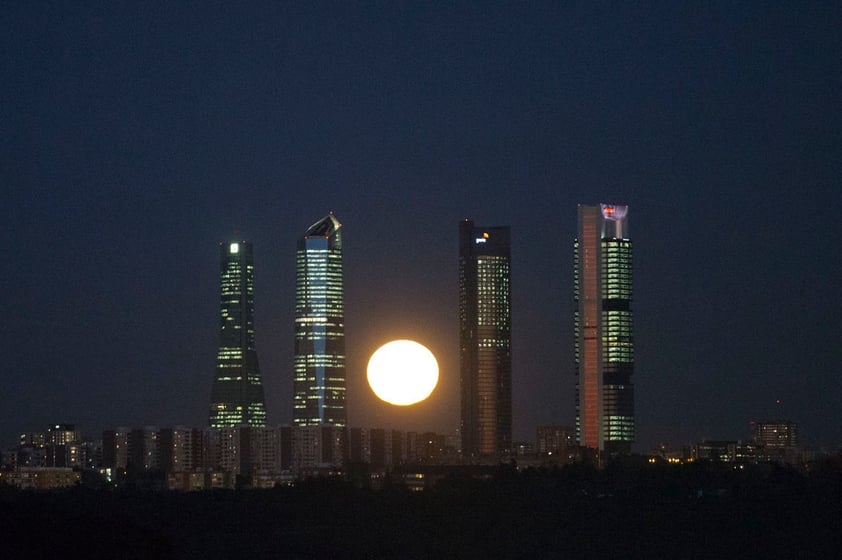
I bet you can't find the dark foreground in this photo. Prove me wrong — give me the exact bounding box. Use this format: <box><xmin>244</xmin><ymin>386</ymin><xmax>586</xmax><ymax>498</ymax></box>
<box><xmin>1</xmin><ymin>461</ymin><xmax>840</xmax><ymax>559</ymax></box>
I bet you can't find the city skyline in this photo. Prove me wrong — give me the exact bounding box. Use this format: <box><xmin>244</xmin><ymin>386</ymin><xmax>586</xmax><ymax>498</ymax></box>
<box><xmin>3</xmin><ymin>4</ymin><xmax>840</xmax><ymax>451</ymax></box>
<box><xmin>0</xmin><ymin>201</ymin><xmax>834</xmax><ymax>451</ymax></box>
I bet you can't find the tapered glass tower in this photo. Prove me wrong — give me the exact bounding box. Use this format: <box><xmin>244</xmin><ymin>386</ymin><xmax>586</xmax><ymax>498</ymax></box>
<box><xmin>209</xmin><ymin>241</ymin><xmax>267</xmax><ymax>428</ymax></box>
<box><xmin>575</xmin><ymin>204</ymin><xmax>634</xmax><ymax>454</ymax></box>
<box><xmin>459</xmin><ymin>220</ymin><xmax>512</xmax><ymax>459</ymax></box>
<box><xmin>294</xmin><ymin>213</ymin><xmax>346</xmax><ymax>426</ymax></box>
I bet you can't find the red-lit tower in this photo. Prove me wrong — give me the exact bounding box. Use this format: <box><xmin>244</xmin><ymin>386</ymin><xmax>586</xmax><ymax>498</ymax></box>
<box><xmin>575</xmin><ymin>204</ymin><xmax>634</xmax><ymax>455</ymax></box>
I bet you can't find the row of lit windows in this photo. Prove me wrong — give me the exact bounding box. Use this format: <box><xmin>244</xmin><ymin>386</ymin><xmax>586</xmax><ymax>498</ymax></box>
<box><xmin>294</xmin><ymin>325</ymin><xmax>344</xmax><ymax>332</ymax></box>
<box><xmin>296</xmin><ymin>305</ymin><xmax>344</xmax><ymax>315</ymax></box>
<box><xmin>293</xmin><ymin>363</ymin><xmax>346</xmax><ymax>371</ymax></box>
<box><xmin>294</xmin><ymin>272</ymin><xmax>343</xmax><ymax>283</ymax></box>
<box><xmin>604</xmin><ymin>414</ymin><xmax>634</xmax><ymax>441</ymax></box>
<box><xmin>294</xmin><ymin>361</ymin><xmax>345</xmax><ymax>369</ymax></box>
<box><xmin>292</xmin><ymin>379</ymin><xmax>346</xmax><ymax>387</ymax></box>
<box><xmin>602</xmin><ymin>311</ymin><xmax>632</xmax><ymax>324</ymax></box>
<box><xmin>295</xmin><ymin>296</ymin><xmax>343</xmax><ymax>303</ymax></box>
<box><xmin>296</xmin><ymin>294</ymin><xmax>343</xmax><ymax>304</ymax></box>
<box><xmin>295</xmin><ymin>388</ymin><xmax>346</xmax><ymax>395</ymax></box>
<box><xmin>604</xmin><ymin>349</ymin><xmax>633</xmax><ymax>362</ymax></box>
<box><xmin>602</xmin><ymin>239</ymin><xmax>632</xmax><ymax>249</ymax></box>
<box><xmin>293</xmin><ymin>373</ymin><xmax>345</xmax><ymax>382</ymax></box>
<box><xmin>477</xmin><ymin>339</ymin><xmax>510</xmax><ymax>348</ymax></box>
<box><xmin>294</xmin><ymin>352</ymin><xmax>346</xmax><ymax>360</ymax></box>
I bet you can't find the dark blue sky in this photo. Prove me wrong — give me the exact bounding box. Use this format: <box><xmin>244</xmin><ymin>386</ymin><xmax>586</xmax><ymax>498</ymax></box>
<box><xmin>2</xmin><ymin>3</ymin><xmax>840</xmax><ymax>451</ymax></box>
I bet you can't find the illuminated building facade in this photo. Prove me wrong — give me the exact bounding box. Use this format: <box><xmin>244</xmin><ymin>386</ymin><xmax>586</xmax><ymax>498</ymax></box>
<box><xmin>753</xmin><ymin>420</ymin><xmax>799</xmax><ymax>463</ymax></box>
<box><xmin>459</xmin><ymin>220</ymin><xmax>512</xmax><ymax>459</ymax></box>
<box><xmin>575</xmin><ymin>204</ymin><xmax>634</xmax><ymax>454</ymax></box>
<box><xmin>47</xmin><ymin>424</ymin><xmax>79</xmax><ymax>446</ymax></box>
<box><xmin>753</xmin><ymin>420</ymin><xmax>799</xmax><ymax>449</ymax></box>
<box><xmin>293</xmin><ymin>213</ymin><xmax>346</xmax><ymax>426</ymax></box>
<box><xmin>209</xmin><ymin>241</ymin><xmax>267</xmax><ymax>428</ymax></box>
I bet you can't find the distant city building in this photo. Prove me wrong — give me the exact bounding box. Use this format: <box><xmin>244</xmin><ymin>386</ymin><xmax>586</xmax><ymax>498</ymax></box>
<box><xmin>102</xmin><ymin>427</ymin><xmax>129</xmax><ymax>470</ymax></box>
<box><xmin>44</xmin><ymin>424</ymin><xmax>82</xmax><ymax>467</ymax></box>
<box><xmin>513</xmin><ymin>442</ymin><xmax>534</xmax><ymax>456</ymax></box>
<box><xmin>251</xmin><ymin>426</ymin><xmax>293</xmax><ymax>477</ymax></box>
<box><xmin>3</xmin><ymin>426</ymin><xmax>94</xmax><ymax>488</ymax></box>
<box><xmin>347</xmin><ymin>427</ymin><xmax>372</xmax><ymax>464</ymax></box>
<box><xmin>691</xmin><ymin>440</ymin><xmax>759</xmax><ymax>463</ymax></box>
<box><xmin>575</xmin><ymin>204</ymin><xmax>634</xmax><ymax>455</ymax></box>
<box><xmin>354</xmin><ymin>428</ymin><xmax>407</xmax><ymax>470</ymax></box>
<box><xmin>11</xmin><ymin>424</ymin><xmax>465</xmax><ymax>489</ymax></box>
<box><xmin>413</xmin><ymin>432</ymin><xmax>455</xmax><ymax>464</ymax></box>
<box><xmin>293</xmin><ymin>214</ymin><xmax>346</xmax><ymax>427</ymax></box>
<box><xmin>648</xmin><ymin>443</ymin><xmax>689</xmax><ymax>463</ymax></box>
<box><xmin>46</xmin><ymin>424</ymin><xmax>79</xmax><ymax>446</ymax></box>
<box><xmin>292</xmin><ymin>425</ymin><xmax>345</xmax><ymax>477</ymax></box>
<box><xmin>8</xmin><ymin>424</ymin><xmax>90</xmax><ymax>469</ymax></box>
<box><xmin>5</xmin><ymin>467</ymin><xmax>80</xmax><ymax>490</ymax></box>
<box><xmin>209</xmin><ymin>241</ymin><xmax>267</xmax><ymax>428</ymax></box>
<box><xmin>368</xmin><ymin>429</ymin><xmax>390</xmax><ymax>470</ymax></box>
<box><xmin>127</xmin><ymin>427</ymin><xmax>160</xmax><ymax>471</ymax></box>
<box><xmin>19</xmin><ymin>431</ymin><xmax>46</xmax><ymax>448</ymax></box>
<box><xmin>459</xmin><ymin>220</ymin><xmax>512</xmax><ymax>459</ymax></box>
<box><xmin>536</xmin><ymin>425</ymin><xmax>575</xmax><ymax>455</ymax></box>
<box><xmin>160</xmin><ymin>426</ymin><xmax>203</xmax><ymax>473</ymax></box>
<box><xmin>753</xmin><ymin>420</ymin><xmax>800</xmax><ymax>463</ymax></box>
<box><xmin>390</xmin><ymin>430</ymin><xmax>407</xmax><ymax>466</ymax></box>
<box><xmin>753</xmin><ymin>420</ymin><xmax>799</xmax><ymax>449</ymax></box>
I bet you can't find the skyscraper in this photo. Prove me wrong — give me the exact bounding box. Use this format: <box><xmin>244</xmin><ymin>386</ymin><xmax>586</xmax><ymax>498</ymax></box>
<box><xmin>293</xmin><ymin>213</ymin><xmax>346</xmax><ymax>426</ymax></box>
<box><xmin>209</xmin><ymin>241</ymin><xmax>267</xmax><ymax>428</ymax></box>
<box><xmin>459</xmin><ymin>220</ymin><xmax>512</xmax><ymax>459</ymax></box>
<box><xmin>574</xmin><ymin>204</ymin><xmax>634</xmax><ymax>455</ymax></box>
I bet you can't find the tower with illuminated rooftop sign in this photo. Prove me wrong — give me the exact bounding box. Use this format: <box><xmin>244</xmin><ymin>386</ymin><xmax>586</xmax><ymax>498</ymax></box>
<box><xmin>575</xmin><ymin>204</ymin><xmax>634</xmax><ymax>455</ymax></box>
<box><xmin>293</xmin><ymin>213</ymin><xmax>346</xmax><ymax>427</ymax></box>
<box><xmin>459</xmin><ymin>220</ymin><xmax>512</xmax><ymax>459</ymax></box>
<box><xmin>209</xmin><ymin>241</ymin><xmax>267</xmax><ymax>428</ymax></box>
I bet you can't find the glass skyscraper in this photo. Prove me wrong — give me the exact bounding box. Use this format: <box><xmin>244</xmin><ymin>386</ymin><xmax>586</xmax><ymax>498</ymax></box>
<box><xmin>293</xmin><ymin>213</ymin><xmax>346</xmax><ymax>426</ymax></box>
<box><xmin>459</xmin><ymin>220</ymin><xmax>512</xmax><ymax>459</ymax></box>
<box><xmin>574</xmin><ymin>204</ymin><xmax>634</xmax><ymax>454</ymax></box>
<box><xmin>209</xmin><ymin>241</ymin><xmax>267</xmax><ymax>428</ymax></box>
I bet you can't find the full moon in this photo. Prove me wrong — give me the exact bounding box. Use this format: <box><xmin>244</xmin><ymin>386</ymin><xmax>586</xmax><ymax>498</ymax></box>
<box><xmin>367</xmin><ymin>340</ymin><xmax>439</xmax><ymax>406</ymax></box>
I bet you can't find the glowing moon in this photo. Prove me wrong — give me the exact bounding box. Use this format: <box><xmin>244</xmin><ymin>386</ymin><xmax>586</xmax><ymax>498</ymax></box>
<box><xmin>367</xmin><ymin>340</ymin><xmax>439</xmax><ymax>406</ymax></box>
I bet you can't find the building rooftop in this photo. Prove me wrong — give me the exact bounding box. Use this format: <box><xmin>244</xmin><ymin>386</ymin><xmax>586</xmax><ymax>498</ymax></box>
<box><xmin>304</xmin><ymin>213</ymin><xmax>341</xmax><ymax>238</ymax></box>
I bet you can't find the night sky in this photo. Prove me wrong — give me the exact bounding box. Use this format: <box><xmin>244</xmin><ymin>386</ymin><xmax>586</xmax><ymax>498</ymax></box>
<box><xmin>2</xmin><ymin>3</ymin><xmax>840</xmax><ymax>451</ymax></box>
